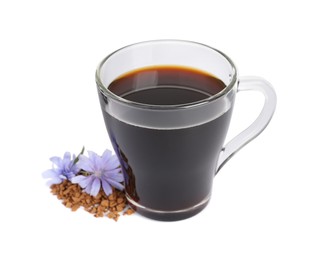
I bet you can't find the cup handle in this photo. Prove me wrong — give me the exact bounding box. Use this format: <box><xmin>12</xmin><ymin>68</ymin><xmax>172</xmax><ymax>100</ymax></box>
<box><xmin>216</xmin><ymin>76</ymin><xmax>277</xmax><ymax>174</ymax></box>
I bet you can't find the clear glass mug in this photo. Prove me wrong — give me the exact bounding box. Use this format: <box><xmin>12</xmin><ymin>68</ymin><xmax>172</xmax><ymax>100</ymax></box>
<box><xmin>95</xmin><ymin>40</ymin><xmax>276</xmax><ymax>221</ymax></box>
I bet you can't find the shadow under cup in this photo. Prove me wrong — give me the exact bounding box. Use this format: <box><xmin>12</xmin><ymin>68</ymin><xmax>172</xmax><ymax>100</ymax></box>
<box><xmin>95</xmin><ymin>40</ymin><xmax>238</xmax><ymax>221</ymax></box>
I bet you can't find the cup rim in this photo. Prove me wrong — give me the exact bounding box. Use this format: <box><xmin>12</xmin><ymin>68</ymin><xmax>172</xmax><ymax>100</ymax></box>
<box><xmin>95</xmin><ymin>39</ymin><xmax>238</xmax><ymax>110</ymax></box>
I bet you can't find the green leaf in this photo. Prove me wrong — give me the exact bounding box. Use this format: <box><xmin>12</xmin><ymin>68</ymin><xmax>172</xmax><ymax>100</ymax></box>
<box><xmin>73</xmin><ymin>146</ymin><xmax>85</xmax><ymax>165</ymax></box>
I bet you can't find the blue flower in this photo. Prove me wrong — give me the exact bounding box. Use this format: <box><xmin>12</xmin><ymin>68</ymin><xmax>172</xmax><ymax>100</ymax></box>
<box><xmin>71</xmin><ymin>150</ymin><xmax>124</xmax><ymax>197</ymax></box>
<box><xmin>42</xmin><ymin>152</ymin><xmax>80</xmax><ymax>186</ymax></box>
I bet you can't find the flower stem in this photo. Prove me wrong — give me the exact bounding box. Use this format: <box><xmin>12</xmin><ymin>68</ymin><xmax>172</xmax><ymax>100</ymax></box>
<box><xmin>73</xmin><ymin>146</ymin><xmax>85</xmax><ymax>165</ymax></box>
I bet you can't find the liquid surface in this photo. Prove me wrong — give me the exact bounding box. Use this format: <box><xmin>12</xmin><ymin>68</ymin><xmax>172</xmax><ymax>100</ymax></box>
<box><xmin>122</xmin><ymin>86</ymin><xmax>209</xmax><ymax>105</ymax></box>
<box><xmin>108</xmin><ymin>66</ymin><xmax>226</xmax><ymax>105</ymax></box>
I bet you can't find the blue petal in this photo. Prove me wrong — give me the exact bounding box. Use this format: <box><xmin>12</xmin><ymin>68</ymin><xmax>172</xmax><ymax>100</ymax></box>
<box><xmin>80</xmin><ymin>175</ymin><xmax>95</xmax><ymax>188</ymax></box>
<box><xmin>77</xmin><ymin>155</ymin><xmax>94</xmax><ymax>172</ymax></box>
<box><xmin>101</xmin><ymin>179</ymin><xmax>112</xmax><ymax>196</ymax></box>
<box><xmin>46</xmin><ymin>177</ymin><xmax>63</xmax><ymax>186</ymax></box>
<box><xmin>63</xmin><ymin>152</ymin><xmax>71</xmax><ymax>162</ymax></box>
<box><xmin>71</xmin><ymin>163</ymin><xmax>80</xmax><ymax>173</ymax></box>
<box><xmin>88</xmin><ymin>150</ymin><xmax>107</xmax><ymax>172</ymax></box>
<box><xmin>105</xmin><ymin>171</ymin><xmax>124</xmax><ymax>182</ymax></box>
<box><xmin>90</xmin><ymin>178</ymin><xmax>101</xmax><ymax>197</ymax></box>
<box><xmin>42</xmin><ymin>169</ymin><xmax>58</xmax><ymax>179</ymax></box>
<box><xmin>75</xmin><ymin>175</ymin><xmax>94</xmax><ymax>188</ymax></box>
<box><xmin>87</xmin><ymin>150</ymin><xmax>100</xmax><ymax>166</ymax></box>
<box><xmin>104</xmin><ymin>168</ymin><xmax>121</xmax><ymax>176</ymax></box>
<box><xmin>101</xmin><ymin>149</ymin><xmax>112</xmax><ymax>164</ymax></box>
<box><xmin>59</xmin><ymin>175</ymin><xmax>67</xmax><ymax>180</ymax></box>
<box><xmin>71</xmin><ymin>175</ymin><xmax>87</xmax><ymax>183</ymax></box>
<box><xmin>64</xmin><ymin>171</ymin><xmax>74</xmax><ymax>180</ymax></box>
<box><xmin>69</xmin><ymin>166</ymin><xmax>80</xmax><ymax>177</ymax></box>
<box><xmin>107</xmin><ymin>179</ymin><xmax>124</xmax><ymax>191</ymax></box>
<box><xmin>102</xmin><ymin>149</ymin><xmax>112</xmax><ymax>158</ymax></box>
<box><xmin>50</xmin><ymin>156</ymin><xmax>62</xmax><ymax>168</ymax></box>
<box><xmin>84</xmin><ymin>180</ymin><xmax>93</xmax><ymax>195</ymax></box>
<box><xmin>104</xmin><ymin>155</ymin><xmax>120</xmax><ymax>170</ymax></box>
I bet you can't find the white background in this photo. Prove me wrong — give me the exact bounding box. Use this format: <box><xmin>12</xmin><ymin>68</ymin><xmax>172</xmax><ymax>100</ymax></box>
<box><xmin>1</xmin><ymin>0</ymin><xmax>317</xmax><ymax>259</ymax></box>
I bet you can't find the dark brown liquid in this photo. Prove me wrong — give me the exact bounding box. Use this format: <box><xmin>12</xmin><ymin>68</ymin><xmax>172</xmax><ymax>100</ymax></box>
<box><xmin>108</xmin><ymin>66</ymin><xmax>226</xmax><ymax>105</ymax></box>
<box><xmin>100</xmin><ymin>66</ymin><xmax>232</xmax><ymax>221</ymax></box>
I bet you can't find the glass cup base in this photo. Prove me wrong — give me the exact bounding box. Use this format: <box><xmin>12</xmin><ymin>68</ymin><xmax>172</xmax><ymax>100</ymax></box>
<box><xmin>126</xmin><ymin>193</ymin><xmax>211</xmax><ymax>221</ymax></box>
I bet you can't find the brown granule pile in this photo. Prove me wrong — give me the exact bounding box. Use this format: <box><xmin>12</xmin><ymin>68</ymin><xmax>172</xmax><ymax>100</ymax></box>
<box><xmin>50</xmin><ymin>180</ymin><xmax>134</xmax><ymax>221</ymax></box>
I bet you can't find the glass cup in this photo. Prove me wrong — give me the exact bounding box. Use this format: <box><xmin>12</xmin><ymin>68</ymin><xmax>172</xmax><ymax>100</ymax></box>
<box><xmin>95</xmin><ymin>40</ymin><xmax>276</xmax><ymax>221</ymax></box>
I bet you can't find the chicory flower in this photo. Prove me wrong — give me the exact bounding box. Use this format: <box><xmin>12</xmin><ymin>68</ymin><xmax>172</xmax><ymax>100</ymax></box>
<box><xmin>71</xmin><ymin>149</ymin><xmax>124</xmax><ymax>197</ymax></box>
<box><xmin>42</xmin><ymin>152</ymin><xmax>80</xmax><ymax>186</ymax></box>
